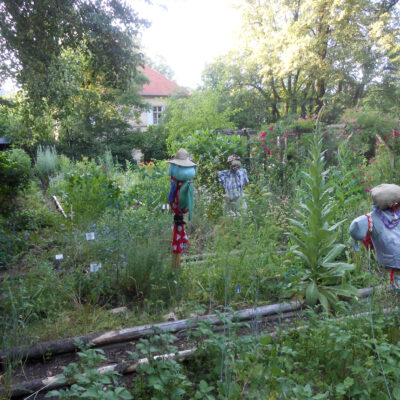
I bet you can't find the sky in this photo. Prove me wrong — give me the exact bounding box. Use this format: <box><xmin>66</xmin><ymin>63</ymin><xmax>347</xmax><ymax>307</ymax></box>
<box><xmin>134</xmin><ymin>0</ymin><xmax>242</xmax><ymax>89</ymax></box>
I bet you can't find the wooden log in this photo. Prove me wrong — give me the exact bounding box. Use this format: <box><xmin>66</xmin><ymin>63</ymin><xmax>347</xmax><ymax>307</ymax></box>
<box><xmin>0</xmin><ymin>301</ymin><xmax>302</xmax><ymax>363</ymax></box>
<box><xmin>52</xmin><ymin>196</ymin><xmax>67</xmax><ymax>218</ymax></box>
<box><xmin>7</xmin><ymin>349</ymin><xmax>197</xmax><ymax>399</ymax></box>
<box><xmin>0</xmin><ymin>286</ymin><xmax>379</xmax><ymax>364</ymax></box>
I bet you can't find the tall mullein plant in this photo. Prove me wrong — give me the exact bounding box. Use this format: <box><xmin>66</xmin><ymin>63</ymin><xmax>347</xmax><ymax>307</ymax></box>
<box><xmin>289</xmin><ymin>132</ymin><xmax>357</xmax><ymax>312</ymax></box>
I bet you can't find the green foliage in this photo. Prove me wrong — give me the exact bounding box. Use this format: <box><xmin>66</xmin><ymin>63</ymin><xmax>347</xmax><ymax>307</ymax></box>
<box><xmin>126</xmin><ymin>161</ymin><xmax>169</xmax><ymax>211</ymax></box>
<box><xmin>46</xmin><ymin>346</ymin><xmax>132</xmax><ymax>399</ymax></box>
<box><xmin>0</xmin><ymin>148</ymin><xmax>31</xmax><ymax>211</ymax></box>
<box><xmin>49</xmin><ymin>158</ymin><xmax>121</xmax><ymax>223</ymax></box>
<box><xmin>178</xmin><ymin>130</ymin><xmax>247</xmax><ymax>217</ymax></box>
<box><xmin>342</xmin><ymin>107</ymin><xmax>400</xmax><ymax>178</ymax></box>
<box><xmin>130</xmin><ymin>125</ymin><xmax>169</xmax><ymax>162</ymax></box>
<box><xmin>1</xmin><ymin>263</ymin><xmax>72</xmax><ymax>325</ymax></box>
<box><xmin>130</xmin><ymin>332</ymin><xmax>192</xmax><ymax>399</ymax></box>
<box><xmin>34</xmin><ymin>145</ymin><xmax>58</xmax><ymax>189</ymax></box>
<box><xmin>164</xmin><ymin>90</ymin><xmax>235</xmax><ymax>149</ymax></box>
<box><xmin>288</xmin><ymin>131</ymin><xmax>357</xmax><ymax>312</ymax></box>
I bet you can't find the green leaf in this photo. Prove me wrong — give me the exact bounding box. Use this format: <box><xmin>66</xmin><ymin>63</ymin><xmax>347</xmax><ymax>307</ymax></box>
<box><xmin>306</xmin><ymin>281</ymin><xmax>319</xmax><ymax>305</ymax></box>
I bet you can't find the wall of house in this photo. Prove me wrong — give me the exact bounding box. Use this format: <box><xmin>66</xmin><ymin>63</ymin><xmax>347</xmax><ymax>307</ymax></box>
<box><xmin>130</xmin><ymin>96</ymin><xmax>167</xmax><ymax>132</ymax></box>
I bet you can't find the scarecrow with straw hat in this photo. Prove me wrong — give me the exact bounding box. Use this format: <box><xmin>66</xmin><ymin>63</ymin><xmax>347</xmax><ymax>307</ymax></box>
<box><xmin>168</xmin><ymin>148</ymin><xmax>197</xmax><ymax>268</ymax></box>
<box><xmin>350</xmin><ymin>183</ymin><xmax>400</xmax><ymax>292</ymax></box>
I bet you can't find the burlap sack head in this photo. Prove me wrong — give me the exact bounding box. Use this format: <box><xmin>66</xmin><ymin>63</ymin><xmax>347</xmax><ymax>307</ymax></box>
<box><xmin>371</xmin><ymin>183</ymin><xmax>400</xmax><ymax>210</ymax></box>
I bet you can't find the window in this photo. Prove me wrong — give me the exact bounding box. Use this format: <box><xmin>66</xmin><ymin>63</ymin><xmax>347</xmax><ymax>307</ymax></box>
<box><xmin>152</xmin><ymin>106</ymin><xmax>163</xmax><ymax>125</ymax></box>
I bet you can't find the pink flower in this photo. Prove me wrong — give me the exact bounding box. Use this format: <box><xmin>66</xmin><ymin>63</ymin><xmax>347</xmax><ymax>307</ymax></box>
<box><xmin>361</xmin><ymin>180</ymin><xmax>366</xmax><ymax>184</ymax></box>
<box><xmin>358</xmin><ymin>165</ymin><xmax>362</xmax><ymax>169</ymax></box>
<box><xmin>260</xmin><ymin>138</ymin><xmax>266</xmax><ymax>142</ymax></box>
<box><xmin>353</xmin><ymin>174</ymin><xmax>357</xmax><ymax>178</ymax></box>
<box><xmin>265</xmin><ymin>147</ymin><xmax>271</xmax><ymax>155</ymax></box>
<box><xmin>280</xmin><ymin>137</ymin><xmax>285</xmax><ymax>142</ymax></box>
<box><xmin>259</xmin><ymin>131</ymin><xmax>266</xmax><ymax>138</ymax></box>
<box><xmin>298</xmin><ymin>118</ymin><xmax>302</xmax><ymax>122</ymax></box>
<box><xmin>365</xmin><ymin>187</ymin><xmax>371</xmax><ymax>192</ymax></box>
<box><xmin>285</xmin><ymin>131</ymin><xmax>289</xmax><ymax>136</ymax></box>
<box><xmin>343</xmin><ymin>119</ymin><xmax>347</xmax><ymax>123</ymax></box>
<box><xmin>269</xmin><ymin>126</ymin><xmax>274</xmax><ymax>131</ymax></box>
<box><xmin>376</xmin><ymin>140</ymin><xmax>380</xmax><ymax>146</ymax></box>
<box><xmin>305</xmin><ymin>115</ymin><xmax>309</xmax><ymax>120</ymax></box>
<box><xmin>322</xmin><ymin>131</ymin><xmax>327</xmax><ymax>135</ymax></box>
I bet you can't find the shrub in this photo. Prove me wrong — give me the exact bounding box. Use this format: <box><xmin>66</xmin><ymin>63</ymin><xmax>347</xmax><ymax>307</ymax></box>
<box><xmin>0</xmin><ymin>148</ymin><xmax>31</xmax><ymax>212</ymax></box>
<box><xmin>34</xmin><ymin>145</ymin><xmax>58</xmax><ymax>190</ymax></box>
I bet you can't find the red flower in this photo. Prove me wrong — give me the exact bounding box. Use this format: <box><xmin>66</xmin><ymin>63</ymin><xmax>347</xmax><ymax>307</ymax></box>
<box><xmin>353</xmin><ymin>174</ymin><xmax>357</xmax><ymax>178</ymax></box>
<box><xmin>361</xmin><ymin>180</ymin><xmax>366</xmax><ymax>184</ymax></box>
<box><xmin>259</xmin><ymin>131</ymin><xmax>266</xmax><ymax>138</ymax></box>
<box><xmin>269</xmin><ymin>126</ymin><xmax>274</xmax><ymax>131</ymax></box>
<box><xmin>365</xmin><ymin>187</ymin><xmax>371</xmax><ymax>192</ymax></box>
<box><xmin>322</xmin><ymin>131</ymin><xmax>327</xmax><ymax>135</ymax></box>
<box><xmin>358</xmin><ymin>165</ymin><xmax>362</xmax><ymax>169</ymax></box>
<box><xmin>265</xmin><ymin>147</ymin><xmax>271</xmax><ymax>155</ymax></box>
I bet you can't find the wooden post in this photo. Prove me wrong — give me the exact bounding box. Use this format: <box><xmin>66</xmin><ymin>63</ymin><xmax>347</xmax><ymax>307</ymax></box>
<box><xmin>172</xmin><ymin>253</ymin><xmax>181</xmax><ymax>268</ymax></box>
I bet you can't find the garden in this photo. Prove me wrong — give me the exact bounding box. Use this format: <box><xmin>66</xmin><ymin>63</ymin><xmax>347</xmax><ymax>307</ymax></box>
<box><xmin>1</xmin><ymin>0</ymin><xmax>400</xmax><ymax>398</ymax></box>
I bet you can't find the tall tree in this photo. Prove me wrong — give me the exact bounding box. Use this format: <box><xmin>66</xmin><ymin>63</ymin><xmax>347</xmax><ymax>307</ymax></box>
<box><xmin>0</xmin><ymin>0</ymin><xmax>147</xmax><ymax>109</ymax></box>
<box><xmin>238</xmin><ymin>0</ymin><xmax>400</xmax><ymax>114</ymax></box>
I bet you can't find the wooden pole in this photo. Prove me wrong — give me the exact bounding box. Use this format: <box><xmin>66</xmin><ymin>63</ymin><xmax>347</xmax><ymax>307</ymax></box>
<box><xmin>0</xmin><ymin>287</ymin><xmax>377</xmax><ymax>364</ymax></box>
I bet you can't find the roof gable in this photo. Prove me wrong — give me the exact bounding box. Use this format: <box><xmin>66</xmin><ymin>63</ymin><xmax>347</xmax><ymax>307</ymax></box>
<box><xmin>139</xmin><ymin>66</ymin><xmax>182</xmax><ymax>96</ymax></box>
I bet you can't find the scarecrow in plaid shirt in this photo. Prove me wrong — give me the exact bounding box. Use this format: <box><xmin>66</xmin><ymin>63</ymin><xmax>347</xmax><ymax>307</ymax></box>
<box><xmin>217</xmin><ymin>155</ymin><xmax>249</xmax><ymax>216</ymax></box>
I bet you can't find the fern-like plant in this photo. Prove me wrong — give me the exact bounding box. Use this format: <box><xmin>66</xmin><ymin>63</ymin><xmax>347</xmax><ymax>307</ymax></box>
<box><xmin>288</xmin><ymin>131</ymin><xmax>358</xmax><ymax>312</ymax></box>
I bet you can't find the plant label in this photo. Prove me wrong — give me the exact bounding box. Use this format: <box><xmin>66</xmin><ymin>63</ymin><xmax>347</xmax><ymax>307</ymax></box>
<box><xmin>162</xmin><ymin>204</ymin><xmax>170</xmax><ymax>210</ymax></box>
<box><xmin>90</xmin><ymin>262</ymin><xmax>102</xmax><ymax>273</ymax></box>
<box><xmin>55</xmin><ymin>254</ymin><xmax>63</xmax><ymax>260</ymax></box>
<box><xmin>235</xmin><ymin>285</ymin><xmax>242</xmax><ymax>294</ymax></box>
<box><xmin>86</xmin><ymin>232</ymin><xmax>95</xmax><ymax>241</ymax></box>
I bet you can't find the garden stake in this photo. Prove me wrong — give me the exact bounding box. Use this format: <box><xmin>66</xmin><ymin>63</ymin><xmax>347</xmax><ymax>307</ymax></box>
<box><xmin>167</xmin><ymin>149</ymin><xmax>197</xmax><ymax>268</ymax></box>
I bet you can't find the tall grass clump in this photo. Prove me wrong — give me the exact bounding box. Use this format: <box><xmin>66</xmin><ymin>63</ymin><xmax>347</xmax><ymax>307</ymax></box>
<box><xmin>288</xmin><ymin>128</ymin><xmax>358</xmax><ymax>312</ymax></box>
<box><xmin>35</xmin><ymin>145</ymin><xmax>58</xmax><ymax>190</ymax></box>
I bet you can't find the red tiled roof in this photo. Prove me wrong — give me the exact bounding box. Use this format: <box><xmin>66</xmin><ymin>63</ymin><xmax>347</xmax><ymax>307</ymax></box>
<box><xmin>139</xmin><ymin>65</ymin><xmax>182</xmax><ymax>96</ymax></box>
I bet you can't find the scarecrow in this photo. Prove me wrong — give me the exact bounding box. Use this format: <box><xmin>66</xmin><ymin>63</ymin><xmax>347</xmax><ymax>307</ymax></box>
<box><xmin>168</xmin><ymin>148</ymin><xmax>197</xmax><ymax>268</ymax></box>
<box><xmin>349</xmin><ymin>183</ymin><xmax>400</xmax><ymax>292</ymax></box>
<box><xmin>217</xmin><ymin>155</ymin><xmax>249</xmax><ymax>216</ymax></box>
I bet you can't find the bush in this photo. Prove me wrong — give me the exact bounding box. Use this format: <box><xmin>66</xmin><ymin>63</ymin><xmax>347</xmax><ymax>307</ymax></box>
<box><xmin>48</xmin><ymin>158</ymin><xmax>121</xmax><ymax>224</ymax></box>
<box><xmin>34</xmin><ymin>145</ymin><xmax>59</xmax><ymax>190</ymax></box>
<box><xmin>0</xmin><ymin>148</ymin><xmax>32</xmax><ymax>212</ymax></box>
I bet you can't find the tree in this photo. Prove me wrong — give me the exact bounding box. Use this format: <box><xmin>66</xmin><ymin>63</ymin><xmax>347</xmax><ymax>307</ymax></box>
<box><xmin>0</xmin><ymin>0</ymin><xmax>147</xmax><ymax>109</ymax></box>
<box><xmin>202</xmin><ymin>56</ymin><xmax>273</xmax><ymax>127</ymax></box>
<box><xmin>238</xmin><ymin>0</ymin><xmax>400</xmax><ymax>116</ymax></box>
<box><xmin>163</xmin><ymin>89</ymin><xmax>235</xmax><ymax>149</ymax></box>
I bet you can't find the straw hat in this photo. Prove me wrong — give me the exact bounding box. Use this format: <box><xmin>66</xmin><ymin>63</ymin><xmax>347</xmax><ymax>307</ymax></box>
<box><xmin>169</xmin><ymin>148</ymin><xmax>197</xmax><ymax>167</ymax></box>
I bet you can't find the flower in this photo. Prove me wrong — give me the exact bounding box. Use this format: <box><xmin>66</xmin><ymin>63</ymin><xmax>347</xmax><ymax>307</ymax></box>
<box><xmin>269</xmin><ymin>126</ymin><xmax>274</xmax><ymax>131</ymax></box>
<box><xmin>353</xmin><ymin>174</ymin><xmax>357</xmax><ymax>178</ymax></box>
<box><xmin>361</xmin><ymin>180</ymin><xmax>366</xmax><ymax>184</ymax></box>
<box><xmin>285</xmin><ymin>131</ymin><xmax>289</xmax><ymax>136</ymax></box>
<box><xmin>260</xmin><ymin>138</ymin><xmax>266</xmax><ymax>142</ymax></box>
<box><xmin>265</xmin><ymin>147</ymin><xmax>271</xmax><ymax>155</ymax></box>
<box><xmin>365</xmin><ymin>187</ymin><xmax>371</xmax><ymax>192</ymax></box>
<box><xmin>358</xmin><ymin>165</ymin><xmax>362</xmax><ymax>169</ymax></box>
<box><xmin>376</xmin><ymin>140</ymin><xmax>380</xmax><ymax>146</ymax></box>
<box><xmin>322</xmin><ymin>131</ymin><xmax>327</xmax><ymax>135</ymax></box>
<box><xmin>259</xmin><ymin>131</ymin><xmax>266</xmax><ymax>138</ymax></box>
